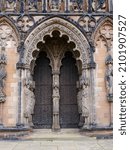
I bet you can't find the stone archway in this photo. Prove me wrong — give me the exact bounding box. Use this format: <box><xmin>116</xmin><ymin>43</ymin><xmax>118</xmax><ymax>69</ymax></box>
<box><xmin>22</xmin><ymin>17</ymin><xmax>93</xmax><ymax>130</ymax></box>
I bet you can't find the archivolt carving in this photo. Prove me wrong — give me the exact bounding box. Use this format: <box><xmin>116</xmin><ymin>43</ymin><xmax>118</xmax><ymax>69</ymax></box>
<box><xmin>24</xmin><ymin>17</ymin><xmax>90</xmax><ymax>68</ymax></box>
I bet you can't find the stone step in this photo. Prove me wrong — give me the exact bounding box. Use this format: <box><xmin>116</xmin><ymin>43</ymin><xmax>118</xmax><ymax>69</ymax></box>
<box><xmin>23</xmin><ymin>129</ymin><xmax>112</xmax><ymax>141</ymax></box>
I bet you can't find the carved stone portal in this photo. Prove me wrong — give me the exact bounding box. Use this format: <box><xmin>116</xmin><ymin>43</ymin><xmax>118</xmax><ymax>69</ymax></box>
<box><xmin>23</xmin><ymin>17</ymin><xmax>92</xmax><ymax>130</ymax></box>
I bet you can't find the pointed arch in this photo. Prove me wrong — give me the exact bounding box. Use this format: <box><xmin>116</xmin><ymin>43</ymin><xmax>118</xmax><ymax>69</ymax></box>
<box><xmin>93</xmin><ymin>17</ymin><xmax>113</xmax><ymax>45</ymax></box>
<box><xmin>0</xmin><ymin>16</ymin><xmax>20</xmax><ymax>45</ymax></box>
<box><xmin>24</xmin><ymin>16</ymin><xmax>91</xmax><ymax>70</ymax></box>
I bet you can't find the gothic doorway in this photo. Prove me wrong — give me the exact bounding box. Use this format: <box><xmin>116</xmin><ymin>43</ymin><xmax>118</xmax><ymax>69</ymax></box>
<box><xmin>60</xmin><ymin>52</ymin><xmax>80</xmax><ymax>128</ymax></box>
<box><xmin>32</xmin><ymin>52</ymin><xmax>53</xmax><ymax>128</ymax></box>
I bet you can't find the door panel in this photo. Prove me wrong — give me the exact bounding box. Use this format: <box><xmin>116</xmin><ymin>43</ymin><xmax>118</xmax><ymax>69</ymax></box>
<box><xmin>60</xmin><ymin>52</ymin><xmax>79</xmax><ymax>128</ymax></box>
<box><xmin>32</xmin><ymin>52</ymin><xmax>52</xmax><ymax>128</ymax></box>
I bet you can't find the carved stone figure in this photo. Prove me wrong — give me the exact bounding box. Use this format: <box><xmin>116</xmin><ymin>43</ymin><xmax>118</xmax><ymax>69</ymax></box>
<box><xmin>0</xmin><ymin>44</ymin><xmax>7</xmax><ymax>103</ymax></box>
<box><xmin>80</xmin><ymin>74</ymin><xmax>90</xmax><ymax>129</ymax></box>
<box><xmin>49</xmin><ymin>0</ymin><xmax>60</xmax><ymax>11</ymax></box>
<box><xmin>24</xmin><ymin>70</ymin><xmax>35</xmax><ymax>127</ymax></box>
<box><xmin>70</xmin><ymin>0</ymin><xmax>83</xmax><ymax>11</ymax></box>
<box><xmin>77</xmin><ymin>80</ymin><xmax>84</xmax><ymax>127</ymax></box>
<box><xmin>28</xmin><ymin>0</ymin><xmax>37</xmax><ymax>11</ymax></box>
<box><xmin>105</xmin><ymin>55</ymin><xmax>113</xmax><ymax>101</ymax></box>
<box><xmin>6</xmin><ymin>0</ymin><xmax>16</xmax><ymax>11</ymax></box>
<box><xmin>92</xmin><ymin>0</ymin><xmax>106</xmax><ymax>11</ymax></box>
<box><xmin>0</xmin><ymin>65</ymin><xmax>7</xmax><ymax>103</ymax></box>
<box><xmin>52</xmin><ymin>73</ymin><xmax>60</xmax><ymax>130</ymax></box>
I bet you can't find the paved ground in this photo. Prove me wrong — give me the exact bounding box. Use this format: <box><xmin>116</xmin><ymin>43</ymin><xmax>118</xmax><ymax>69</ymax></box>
<box><xmin>0</xmin><ymin>129</ymin><xmax>113</xmax><ymax>150</ymax></box>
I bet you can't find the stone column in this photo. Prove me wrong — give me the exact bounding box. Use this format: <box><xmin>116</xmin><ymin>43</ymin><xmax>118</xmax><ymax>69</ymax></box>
<box><xmin>52</xmin><ymin>71</ymin><xmax>60</xmax><ymax>130</ymax></box>
<box><xmin>81</xmin><ymin>68</ymin><xmax>90</xmax><ymax>130</ymax></box>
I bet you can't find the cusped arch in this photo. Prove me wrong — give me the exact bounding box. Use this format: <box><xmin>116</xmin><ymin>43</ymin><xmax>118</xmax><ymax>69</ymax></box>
<box><xmin>24</xmin><ymin>17</ymin><xmax>91</xmax><ymax>69</ymax></box>
<box><xmin>0</xmin><ymin>16</ymin><xmax>20</xmax><ymax>45</ymax></box>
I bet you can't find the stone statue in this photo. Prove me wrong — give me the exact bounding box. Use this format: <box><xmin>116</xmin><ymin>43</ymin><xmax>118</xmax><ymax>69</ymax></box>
<box><xmin>49</xmin><ymin>0</ymin><xmax>60</xmax><ymax>11</ymax></box>
<box><xmin>0</xmin><ymin>65</ymin><xmax>7</xmax><ymax>103</ymax></box>
<box><xmin>6</xmin><ymin>0</ymin><xmax>16</xmax><ymax>11</ymax></box>
<box><xmin>77</xmin><ymin>80</ymin><xmax>83</xmax><ymax>127</ymax></box>
<box><xmin>52</xmin><ymin>73</ymin><xmax>60</xmax><ymax>130</ymax></box>
<box><xmin>92</xmin><ymin>0</ymin><xmax>106</xmax><ymax>11</ymax></box>
<box><xmin>28</xmin><ymin>0</ymin><xmax>37</xmax><ymax>11</ymax></box>
<box><xmin>24</xmin><ymin>71</ymin><xmax>35</xmax><ymax>127</ymax></box>
<box><xmin>80</xmin><ymin>74</ymin><xmax>90</xmax><ymax>129</ymax></box>
<box><xmin>71</xmin><ymin>0</ymin><xmax>83</xmax><ymax>11</ymax></box>
<box><xmin>105</xmin><ymin>55</ymin><xmax>113</xmax><ymax>101</ymax></box>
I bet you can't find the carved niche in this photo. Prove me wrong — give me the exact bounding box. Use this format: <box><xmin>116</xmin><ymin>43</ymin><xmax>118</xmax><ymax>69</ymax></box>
<box><xmin>91</xmin><ymin>0</ymin><xmax>108</xmax><ymax>12</ymax></box>
<box><xmin>5</xmin><ymin>0</ymin><xmax>17</xmax><ymax>12</ymax></box>
<box><xmin>0</xmin><ymin>22</ymin><xmax>17</xmax><ymax>102</ymax></box>
<box><xmin>94</xmin><ymin>19</ymin><xmax>113</xmax><ymax>102</ymax></box>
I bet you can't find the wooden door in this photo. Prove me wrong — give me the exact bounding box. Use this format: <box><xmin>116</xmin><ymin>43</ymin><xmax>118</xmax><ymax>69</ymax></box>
<box><xmin>32</xmin><ymin>52</ymin><xmax>52</xmax><ymax>128</ymax></box>
<box><xmin>60</xmin><ymin>52</ymin><xmax>79</xmax><ymax>128</ymax></box>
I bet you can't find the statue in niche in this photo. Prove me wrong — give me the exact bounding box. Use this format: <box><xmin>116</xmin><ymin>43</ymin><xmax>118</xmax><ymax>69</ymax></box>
<box><xmin>0</xmin><ymin>65</ymin><xmax>7</xmax><ymax>103</ymax></box>
<box><xmin>49</xmin><ymin>0</ymin><xmax>60</xmax><ymax>11</ymax></box>
<box><xmin>28</xmin><ymin>0</ymin><xmax>37</xmax><ymax>11</ymax></box>
<box><xmin>71</xmin><ymin>0</ymin><xmax>83</xmax><ymax>11</ymax></box>
<box><xmin>92</xmin><ymin>0</ymin><xmax>106</xmax><ymax>12</ymax></box>
<box><xmin>105</xmin><ymin>55</ymin><xmax>113</xmax><ymax>101</ymax></box>
<box><xmin>6</xmin><ymin>0</ymin><xmax>16</xmax><ymax>11</ymax></box>
<box><xmin>24</xmin><ymin>71</ymin><xmax>35</xmax><ymax>127</ymax></box>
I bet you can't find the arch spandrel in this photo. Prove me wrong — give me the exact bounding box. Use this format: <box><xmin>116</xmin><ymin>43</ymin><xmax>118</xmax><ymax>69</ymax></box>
<box><xmin>24</xmin><ymin>17</ymin><xmax>90</xmax><ymax>68</ymax></box>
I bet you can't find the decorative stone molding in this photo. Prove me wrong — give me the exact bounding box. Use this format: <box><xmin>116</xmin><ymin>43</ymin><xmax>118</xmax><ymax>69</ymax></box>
<box><xmin>24</xmin><ymin>17</ymin><xmax>90</xmax><ymax>69</ymax></box>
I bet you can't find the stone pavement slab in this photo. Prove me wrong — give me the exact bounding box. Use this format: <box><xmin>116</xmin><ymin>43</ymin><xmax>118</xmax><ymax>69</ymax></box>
<box><xmin>0</xmin><ymin>139</ymin><xmax>113</xmax><ymax>150</ymax></box>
